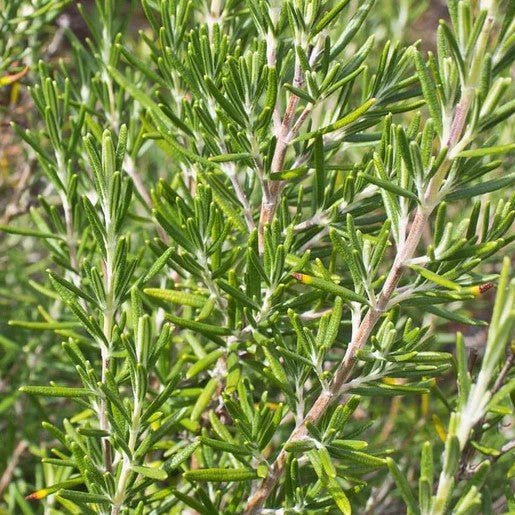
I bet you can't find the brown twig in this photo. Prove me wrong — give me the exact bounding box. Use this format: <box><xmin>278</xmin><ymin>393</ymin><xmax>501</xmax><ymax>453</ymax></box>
<box><xmin>0</xmin><ymin>440</ymin><xmax>28</xmax><ymax>496</ymax></box>
<box><xmin>257</xmin><ymin>34</ymin><xmax>327</xmax><ymax>252</ymax></box>
<box><xmin>258</xmin><ymin>91</ymin><xmax>300</xmax><ymax>252</ymax></box>
<box><xmin>0</xmin><ymin>158</ymin><xmax>34</xmax><ymax>225</ymax></box>
<box><xmin>257</xmin><ymin>45</ymin><xmax>305</xmax><ymax>253</ymax></box>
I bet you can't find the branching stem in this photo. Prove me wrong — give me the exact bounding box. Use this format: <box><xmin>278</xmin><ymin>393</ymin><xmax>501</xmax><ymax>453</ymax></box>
<box><xmin>258</xmin><ymin>91</ymin><xmax>300</xmax><ymax>252</ymax></box>
<box><xmin>244</xmin><ymin>208</ymin><xmax>429</xmax><ymax>514</ymax></box>
<box><xmin>245</xmin><ymin>56</ymin><xmax>478</xmax><ymax>505</ymax></box>
<box><xmin>258</xmin><ymin>43</ymin><xmax>305</xmax><ymax>252</ymax></box>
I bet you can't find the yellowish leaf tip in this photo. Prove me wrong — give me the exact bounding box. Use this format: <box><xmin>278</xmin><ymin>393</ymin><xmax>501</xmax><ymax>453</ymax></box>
<box><xmin>25</xmin><ymin>489</ymin><xmax>47</xmax><ymax>501</ymax></box>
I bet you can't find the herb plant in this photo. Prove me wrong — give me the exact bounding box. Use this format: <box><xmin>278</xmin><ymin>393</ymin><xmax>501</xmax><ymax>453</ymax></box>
<box><xmin>0</xmin><ymin>0</ymin><xmax>514</xmax><ymax>514</ymax></box>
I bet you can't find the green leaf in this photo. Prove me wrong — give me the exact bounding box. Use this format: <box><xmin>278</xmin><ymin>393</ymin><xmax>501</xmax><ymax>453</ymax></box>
<box><xmin>199</xmin><ymin>437</ymin><xmax>251</xmax><ymax>456</ymax></box>
<box><xmin>425</xmin><ymin>305</ymin><xmax>487</xmax><ymax>326</ymax></box>
<box><xmin>186</xmin><ymin>349</ymin><xmax>226</xmax><ymax>379</ymax></box>
<box><xmin>486</xmin><ymin>380</ymin><xmax>515</xmax><ymax>412</ymax></box>
<box><xmin>144</xmin><ymin>288</ymin><xmax>207</xmax><ymax>307</ymax></box>
<box><xmin>329</xmin><ymin>447</ymin><xmax>386</xmax><ymax>467</ymax></box>
<box><xmin>446</xmin><ymin>173</ymin><xmax>515</xmax><ymax>200</ymax></box>
<box><xmin>205</xmin><ymin>76</ymin><xmax>247</xmax><ymax>126</ymax></box>
<box><xmin>0</xmin><ymin>224</ymin><xmax>64</xmax><ymax>240</ymax></box>
<box><xmin>141</xmin><ymin>372</ymin><xmax>182</xmax><ymax>423</ymax></box>
<box><xmin>330</xmin><ymin>229</ymin><xmax>364</xmax><ymax>288</ymax></box>
<box><xmin>284</xmin><ymin>439</ymin><xmax>317</xmax><ymax>453</ymax></box>
<box><xmin>460</xmin><ymin>460</ymin><xmax>491</xmax><ymax>501</ymax></box>
<box><xmin>263</xmin><ymin>345</ymin><xmax>289</xmax><ymax>387</ymax></box>
<box><xmin>117</xmin><ymin>44</ymin><xmax>168</xmax><ymax>87</ymax></box>
<box><xmin>204</xmin><ymin>175</ymin><xmax>246</xmax><ymax>233</ymax></box>
<box><xmin>331</xmin><ymin>0</ymin><xmax>375</xmax><ymax>57</ymax></box>
<box><xmin>19</xmin><ymin>386</ymin><xmax>94</xmax><ymax>398</ymax></box>
<box><xmin>48</xmin><ymin>272</ymin><xmax>98</xmax><ymax>305</ymax></box>
<box><xmin>326</xmin><ymin>396</ymin><xmax>360</xmax><ymax>435</ymax></box>
<box><xmin>326</xmin><ymin>476</ymin><xmax>352</xmax><ymax>514</ymax></box>
<box><xmin>57</xmin><ymin>490</ymin><xmax>110</xmax><ymax>504</ymax></box>
<box><xmin>8</xmin><ymin>320</ymin><xmax>79</xmax><ymax>330</ymax></box>
<box><xmin>314</xmin><ymin>0</ymin><xmax>351</xmax><ymax>34</ymax></box>
<box><xmin>284</xmin><ymin>83</ymin><xmax>315</xmax><ymax>103</ymax></box>
<box><xmin>77</xmin><ymin>428</ymin><xmax>110</xmax><ymax>438</ymax></box>
<box><xmin>313</xmin><ymin>134</ymin><xmax>325</xmax><ymax>209</ymax></box>
<box><xmin>351</xmin><ymin>382</ymin><xmax>430</xmax><ymax>396</ymax></box>
<box><xmin>386</xmin><ymin>458</ymin><xmax>419</xmax><ymax>514</ymax></box>
<box><xmin>292</xmin><ymin>273</ymin><xmax>369</xmax><ymax>304</ymax></box>
<box><xmin>190</xmin><ymin>378</ymin><xmax>218</xmax><ymax>422</ymax></box>
<box><xmin>469</xmin><ymin>441</ymin><xmax>501</xmax><ymax>458</ymax></box>
<box><xmin>443</xmin><ymin>435</ymin><xmax>461</xmax><ymax>476</ymax></box>
<box><xmin>26</xmin><ymin>478</ymin><xmax>84</xmax><ymax>501</ymax></box>
<box><xmin>420</xmin><ymin>442</ymin><xmax>433</xmax><ymax>486</ymax></box>
<box><xmin>360</xmin><ymin>171</ymin><xmax>419</xmax><ymax>203</ymax></box>
<box><xmin>217</xmin><ymin>279</ymin><xmax>260</xmax><ymax>310</ymax></box>
<box><xmin>414</xmin><ymin>49</ymin><xmax>442</xmax><ymax>135</ymax></box>
<box><xmin>163</xmin><ymin>440</ymin><xmax>201</xmax><ymax>472</ymax></box>
<box><xmin>324</xmin><ymin>297</ymin><xmax>344</xmax><ymax>349</ymax></box>
<box><xmin>165</xmin><ymin>314</ymin><xmax>232</xmax><ymax>336</ymax></box>
<box><xmin>296</xmin><ymin>98</ymin><xmax>376</xmax><ymax>141</ymax></box>
<box><xmin>409</xmin><ymin>264</ymin><xmax>460</xmax><ymax>290</ymax></box>
<box><xmin>139</xmin><ymin>247</ymin><xmax>174</xmax><ymax>284</ymax></box>
<box><xmin>318</xmin><ymin>447</ymin><xmax>337</xmax><ymax>478</ymax></box>
<box><xmin>269</xmin><ymin>166</ymin><xmax>308</xmax><ymax>181</ymax></box>
<box><xmin>308</xmin><ymin>449</ymin><xmax>351</xmax><ymax>514</ymax></box>
<box><xmin>132</xmin><ymin>465</ymin><xmax>167</xmax><ymax>481</ymax></box>
<box><xmin>108</xmin><ymin>66</ymin><xmax>211</xmax><ymax>166</ymax></box>
<box><xmin>98</xmin><ymin>380</ymin><xmax>131</xmax><ymax>424</ymax></box>
<box><xmin>457</xmin><ymin>143</ymin><xmax>515</xmax><ymax>157</ymax></box>
<box><xmin>208</xmin><ymin>153</ymin><xmax>252</xmax><ymax>163</ymax></box>
<box><xmin>184</xmin><ymin>468</ymin><xmax>258</xmax><ymax>482</ymax></box>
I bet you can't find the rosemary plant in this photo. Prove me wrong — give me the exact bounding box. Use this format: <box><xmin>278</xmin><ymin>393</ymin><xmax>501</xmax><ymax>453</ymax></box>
<box><xmin>0</xmin><ymin>0</ymin><xmax>514</xmax><ymax>513</ymax></box>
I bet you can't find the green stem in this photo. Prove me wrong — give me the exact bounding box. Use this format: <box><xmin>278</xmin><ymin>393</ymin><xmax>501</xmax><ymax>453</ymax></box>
<box><xmin>111</xmin><ymin>400</ymin><xmax>142</xmax><ymax>514</ymax></box>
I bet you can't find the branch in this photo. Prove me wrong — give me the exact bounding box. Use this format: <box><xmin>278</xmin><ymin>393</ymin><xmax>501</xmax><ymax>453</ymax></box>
<box><xmin>228</xmin><ymin>168</ymin><xmax>256</xmax><ymax>232</ymax></box>
<box><xmin>457</xmin><ymin>349</ymin><xmax>514</xmax><ymax>479</ymax></box>
<box><xmin>257</xmin><ymin>36</ymin><xmax>326</xmax><ymax>252</ymax></box>
<box><xmin>258</xmin><ymin>40</ymin><xmax>305</xmax><ymax>253</ymax></box>
<box><xmin>244</xmin><ymin>207</ymin><xmax>429</xmax><ymax>514</ymax></box>
<box><xmin>258</xmin><ymin>91</ymin><xmax>301</xmax><ymax>252</ymax></box>
<box><xmin>0</xmin><ymin>440</ymin><xmax>27</xmax><ymax>497</ymax></box>
<box><xmin>245</xmin><ymin>61</ymin><xmax>477</xmax><ymax>507</ymax></box>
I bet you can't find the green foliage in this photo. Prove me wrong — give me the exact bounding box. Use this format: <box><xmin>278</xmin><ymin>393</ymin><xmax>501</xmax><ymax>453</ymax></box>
<box><xmin>0</xmin><ymin>0</ymin><xmax>514</xmax><ymax>514</ymax></box>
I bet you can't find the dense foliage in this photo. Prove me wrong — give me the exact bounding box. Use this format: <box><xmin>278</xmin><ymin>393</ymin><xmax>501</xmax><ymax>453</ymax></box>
<box><xmin>0</xmin><ymin>0</ymin><xmax>514</xmax><ymax>513</ymax></box>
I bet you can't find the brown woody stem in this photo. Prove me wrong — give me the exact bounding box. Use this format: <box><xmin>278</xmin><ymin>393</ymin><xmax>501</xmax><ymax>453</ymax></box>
<box><xmin>258</xmin><ymin>62</ymin><xmax>303</xmax><ymax>253</ymax></box>
<box><xmin>244</xmin><ymin>209</ymin><xmax>429</xmax><ymax>514</ymax></box>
